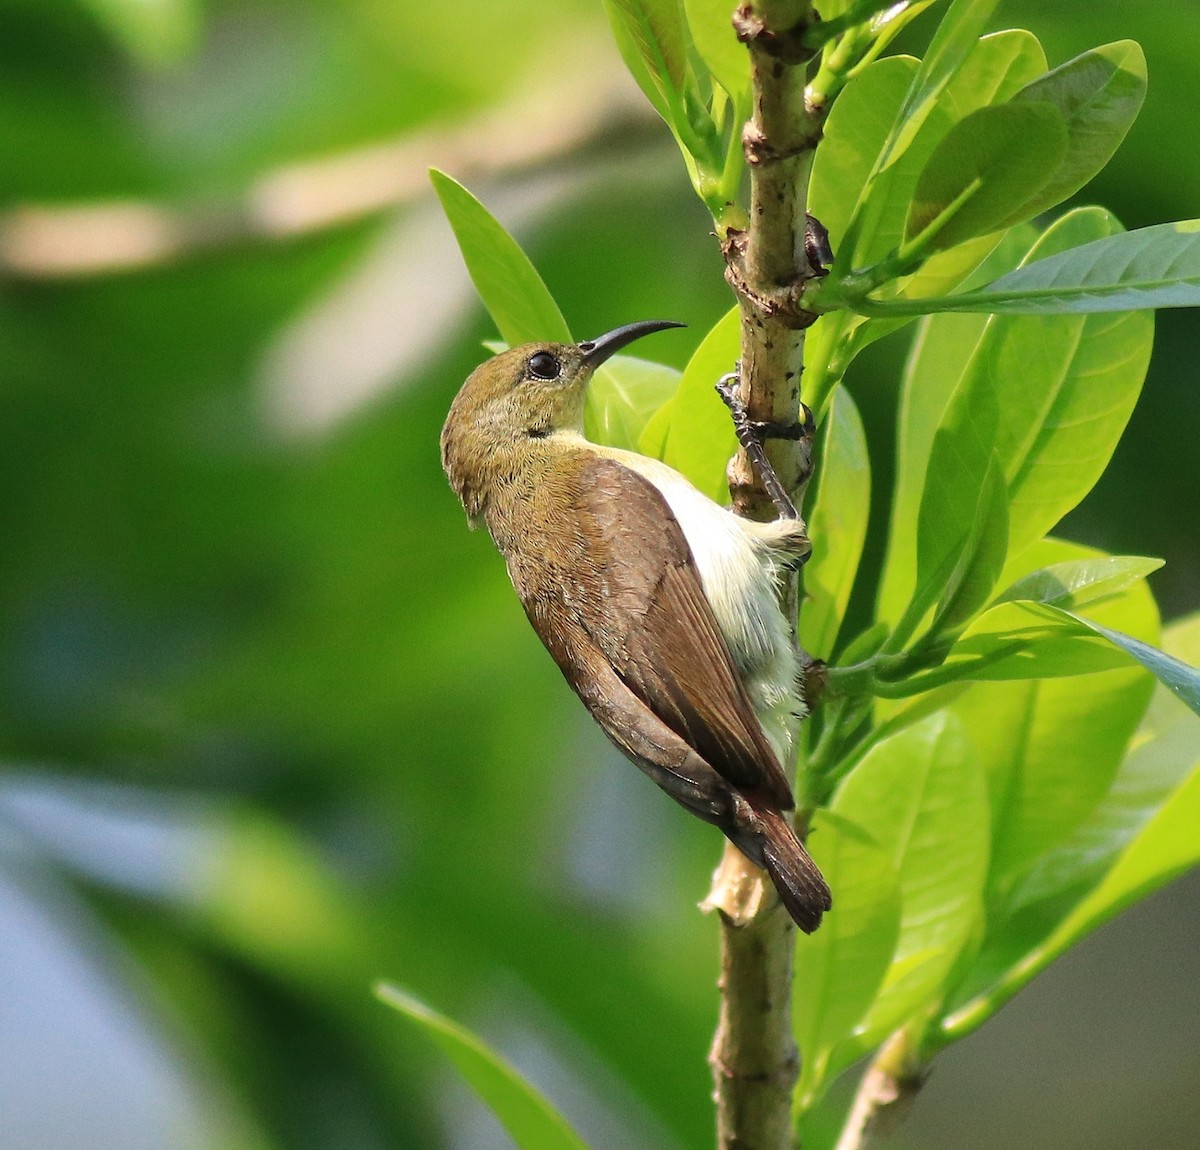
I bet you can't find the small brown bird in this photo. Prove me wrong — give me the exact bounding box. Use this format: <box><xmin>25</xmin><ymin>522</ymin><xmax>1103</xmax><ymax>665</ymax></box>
<box><xmin>440</xmin><ymin>321</ymin><xmax>831</xmax><ymax>930</ymax></box>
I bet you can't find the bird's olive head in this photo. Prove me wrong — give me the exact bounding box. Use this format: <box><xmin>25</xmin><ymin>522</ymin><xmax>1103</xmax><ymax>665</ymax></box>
<box><xmin>441</xmin><ymin>320</ymin><xmax>682</xmax><ymax>519</ymax></box>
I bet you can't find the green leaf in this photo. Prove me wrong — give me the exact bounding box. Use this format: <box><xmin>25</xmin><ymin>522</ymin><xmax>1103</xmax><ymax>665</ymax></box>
<box><xmin>870</xmin><ymin>219</ymin><xmax>1200</xmax><ymax>315</ymax></box>
<box><xmin>940</xmin><ymin>760</ymin><xmax>1200</xmax><ymax>1044</ymax></box>
<box><xmin>603</xmin><ymin>0</ymin><xmax>690</xmax><ymax>116</ymax></box>
<box><xmin>876</xmin><ymin>227</ymin><xmax>1036</xmax><ymax>626</ymax></box>
<box><xmin>1044</xmin><ymin>763</ymin><xmax>1200</xmax><ymax>961</ymax></box>
<box><xmin>925</xmin><ymin>454</ymin><xmax>1009</xmax><ymax>642</ymax></box>
<box><xmin>904</xmin><ymin>103</ymin><xmax>1068</xmax><ymax>256</ymax></box>
<box><xmin>793</xmin><ymin>812</ymin><xmax>901</xmax><ymax>1111</ymax></box>
<box><xmin>1009</xmin><ymin>611</ymin><xmax>1200</xmax><ymax>912</ymax></box>
<box><xmin>811</xmin><ymin>56</ymin><xmax>920</xmax><ymax>254</ymax></box>
<box><xmin>585</xmin><ymin>354</ymin><xmax>681</xmax><ymax>453</ymax></box>
<box><xmin>683</xmin><ymin>0</ymin><xmax>749</xmax><ymax>102</ymax></box>
<box><xmin>801</xmin><ymin>386</ymin><xmax>871</xmax><ymax>660</ymax></box>
<box><xmin>940</xmin><ymin>605</ymin><xmax>1131</xmax><ymax>681</ymax></box>
<box><xmin>899</xmin><ymin>378</ymin><xmax>1002</xmax><ymax>649</ymax></box>
<box><xmin>994</xmin><ymin>555</ymin><xmax>1164</xmax><ymax>611</ymax></box>
<box><xmin>1032</xmin><ymin>605</ymin><xmax>1200</xmax><ymax>718</ymax></box>
<box><xmin>940</xmin><ymin>29</ymin><xmax>1048</xmax><ymax>116</ymax></box>
<box><xmin>877</xmin><ymin>0</ymin><xmax>1003</xmax><ymax>172</ymax></box>
<box><xmin>659</xmin><ymin>307</ymin><xmax>740</xmax><ymax>501</ymax></box>
<box><xmin>810</xmin><ymin>33</ymin><xmax>1045</xmax><ymax>404</ymax></box>
<box><xmin>879</xmin><ymin>209</ymin><xmax>1151</xmax><ymax>639</ymax></box>
<box><xmin>948</xmin><ymin>540</ymin><xmax>1158</xmax><ymax>898</ymax></box>
<box><xmin>831</xmin><ymin>713</ymin><xmax>989</xmax><ymax>1054</ymax></box>
<box><xmin>377</xmin><ymin>985</ymin><xmax>590</xmax><ymax>1150</ymax></box>
<box><xmin>945</xmin><ymin>537</ymin><xmax>1160</xmax><ymax>684</ymax></box>
<box><xmin>998</xmin><ymin>41</ymin><xmax>1147</xmax><ymax>228</ymax></box>
<box><xmin>430</xmin><ymin>170</ymin><xmax>571</xmax><ymax>346</ymax></box>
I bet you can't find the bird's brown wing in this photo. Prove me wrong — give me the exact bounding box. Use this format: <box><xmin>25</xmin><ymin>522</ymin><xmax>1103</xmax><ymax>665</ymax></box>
<box><xmin>509</xmin><ymin>452</ymin><xmax>794</xmax><ymax>812</ymax></box>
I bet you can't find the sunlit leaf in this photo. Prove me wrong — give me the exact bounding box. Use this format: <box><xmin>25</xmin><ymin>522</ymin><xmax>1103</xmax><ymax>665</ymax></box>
<box><xmin>879</xmin><ymin>209</ymin><xmax>1150</xmax><ymax>640</ymax></box>
<box><xmin>998</xmin><ymin>40</ymin><xmax>1147</xmax><ymax>228</ymax></box>
<box><xmin>939</xmin><ymin>760</ymin><xmax>1200</xmax><ymax>1044</ymax></box>
<box><xmin>431</xmin><ymin>170</ymin><xmax>571</xmax><ymax>346</ymax></box>
<box><xmin>948</xmin><ymin>540</ymin><xmax>1157</xmax><ymax>898</ymax></box>
<box><xmin>603</xmin><ymin>0</ymin><xmax>690</xmax><ymax>115</ymax></box>
<box><xmin>924</xmin><ymin>454</ymin><xmax>1009</xmax><ymax>641</ymax></box>
<box><xmin>904</xmin><ymin>103</ymin><xmax>1068</xmax><ymax>254</ymax></box>
<box><xmin>877</xmin><ymin>0</ymin><xmax>1003</xmax><ymax>172</ymax></box>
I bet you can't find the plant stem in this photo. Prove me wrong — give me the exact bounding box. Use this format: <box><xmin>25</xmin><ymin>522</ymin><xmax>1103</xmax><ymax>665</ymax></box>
<box><xmin>707</xmin><ymin>4</ymin><xmax>825</xmax><ymax>1148</ymax></box>
<box><xmin>833</xmin><ymin>1030</ymin><xmax>926</xmax><ymax>1150</ymax></box>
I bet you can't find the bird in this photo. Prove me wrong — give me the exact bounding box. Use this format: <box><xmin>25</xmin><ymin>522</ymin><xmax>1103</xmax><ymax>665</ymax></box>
<box><xmin>440</xmin><ymin>320</ymin><xmax>831</xmax><ymax>931</ymax></box>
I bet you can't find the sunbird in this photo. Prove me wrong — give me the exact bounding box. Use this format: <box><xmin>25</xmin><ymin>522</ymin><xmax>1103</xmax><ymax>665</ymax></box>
<box><xmin>441</xmin><ymin>321</ymin><xmax>830</xmax><ymax>931</ymax></box>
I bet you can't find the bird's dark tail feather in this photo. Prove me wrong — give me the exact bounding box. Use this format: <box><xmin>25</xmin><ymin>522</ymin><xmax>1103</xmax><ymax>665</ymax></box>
<box><xmin>749</xmin><ymin>807</ymin><xmax>832</xmax><ymax>933</ymax></box>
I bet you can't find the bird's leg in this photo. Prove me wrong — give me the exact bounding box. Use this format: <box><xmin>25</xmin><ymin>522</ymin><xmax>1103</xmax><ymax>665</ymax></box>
<box><xmin>715</xmin><ymin>366</ymin><xmax>815</xmax><ymax>523</ymax></box>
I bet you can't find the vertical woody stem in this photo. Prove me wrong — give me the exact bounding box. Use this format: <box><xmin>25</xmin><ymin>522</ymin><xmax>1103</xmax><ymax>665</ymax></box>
<box><xmin>707</xmin><ymin>3</ymin><xmax>825</xmax><ymax>1149</ymax></box>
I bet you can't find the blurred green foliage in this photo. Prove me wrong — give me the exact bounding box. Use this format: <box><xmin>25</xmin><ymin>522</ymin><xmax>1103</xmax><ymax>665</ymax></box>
<box><xmin>0</xmin><ymin>3</ymin><xmax>1198</xmax><ymax>1150</ymax></box>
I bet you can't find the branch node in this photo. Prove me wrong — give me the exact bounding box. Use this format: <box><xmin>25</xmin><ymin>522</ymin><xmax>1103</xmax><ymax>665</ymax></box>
<box><xmin>733</xmin><ymin>5</ymin><xmax>820</xmax><ymax>65</ymax></box>
<box><xmin>725</xmin><ymin>260</ymin><xmax>820</xmax><ymax>330</ymax></box>
<box><xmin>743</xmin><ymin>121</ymin><xmax>822</xmax><ymax>167</ymax></box>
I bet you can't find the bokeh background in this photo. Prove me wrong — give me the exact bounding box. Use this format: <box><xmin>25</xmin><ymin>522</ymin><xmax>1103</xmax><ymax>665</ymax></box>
<box><xmin>1</xmin><ymin>2</ymin><xmax>1197</xmax><ymax>1149</ymax></box>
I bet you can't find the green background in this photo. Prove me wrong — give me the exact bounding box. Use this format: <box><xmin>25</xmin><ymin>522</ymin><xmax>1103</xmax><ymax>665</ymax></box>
<box><xmin>0</xmin><ymin>2</ymin><xmax>1196</xmax><ymax>1148</ymax></box>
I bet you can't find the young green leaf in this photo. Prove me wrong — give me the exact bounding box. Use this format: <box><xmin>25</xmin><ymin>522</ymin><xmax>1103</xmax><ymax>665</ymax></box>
<box><xmin>811</xmin><ymin>55</ymin><xmax>920</xmax><ymax>253</ymax></box>
<box><xmin>940</xmin><ymin>29</ymin><xmax>1048</xmax><ymax>116</ymax></box>
<box><xmin>376</xmin><ymin>985</ymin><xmax>590</xmax><ymax>1150</ymax></box>
<box><xmin>996</xmin><ymin>41</ymin><xmax>1147</xmax><ymax>229</ymax></box>
<box><xmin>793</xmin><ymin>812</ymin><xmax>902</xmax><ymax>1111</ymax></box>
<box><xmin>903</xmin><ymin>102</ymin><xmax>1068</xmax><ymax>256</ymax></box>
<box><xmin>801</xmin><ymin>386</ymin><xmax>871</xmax><ymax>660</ymax></box>
<box><xmin>866</xmin><ymin>218</ymin><xmax>1200</xmax><ymax>315</ymax></box>
<box><xmin>880</xmin><ymin>208</ymin><xmax>1150</xmax><ymax>639</ymax></box>
<box><xmin>831</xmin><ymin>713</ymin><xmax>989</xmax><ymax>1054</ymax></box>
<box><xmin>430</xmin><ymin>170</ymin><xmax>571</xmax><ymax>346</ymax></box>
<box><xmin>935</xmin><ymin>616</ymin><xmax>1200</xmax><ymax>1047</ymax></box>
<box><xmin>898</xmin><ymin>367</ymin><xmax>1002</xmax><ymax>650</ymax></box>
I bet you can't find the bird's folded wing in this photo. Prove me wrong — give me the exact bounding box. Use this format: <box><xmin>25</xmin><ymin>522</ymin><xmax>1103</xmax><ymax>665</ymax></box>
<box><xmin>512</xmin><ymin>452</ymin><xmax>794</xmax><ymax>811</ymax></box>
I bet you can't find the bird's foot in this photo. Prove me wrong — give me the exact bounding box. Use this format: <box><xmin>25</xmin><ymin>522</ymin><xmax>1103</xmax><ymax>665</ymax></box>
<box><xmin>715</xmin><ymin>368</ymin><xmax>814</xmax><ymax>522</ymax></box>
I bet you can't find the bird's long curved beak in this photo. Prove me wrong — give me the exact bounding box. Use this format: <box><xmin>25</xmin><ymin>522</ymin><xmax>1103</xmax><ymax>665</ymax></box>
<box><xmin>578</xmin><ymin>320</ymin><xmax>685</xmax><ymax>369</ymax></box>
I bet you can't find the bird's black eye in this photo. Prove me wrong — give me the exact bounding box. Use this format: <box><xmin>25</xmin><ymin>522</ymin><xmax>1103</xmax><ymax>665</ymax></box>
<box><xmin>526</xmin><ymin>351</ymin><xmax>561</xmax><ymax>381</ymax></box>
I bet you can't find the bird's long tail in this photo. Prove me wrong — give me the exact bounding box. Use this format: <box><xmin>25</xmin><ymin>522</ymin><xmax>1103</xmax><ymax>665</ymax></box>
<box><xmin>733</xmin><ymin>803</ymin><xmax>831</xmax><ymax>933</ymax></box>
